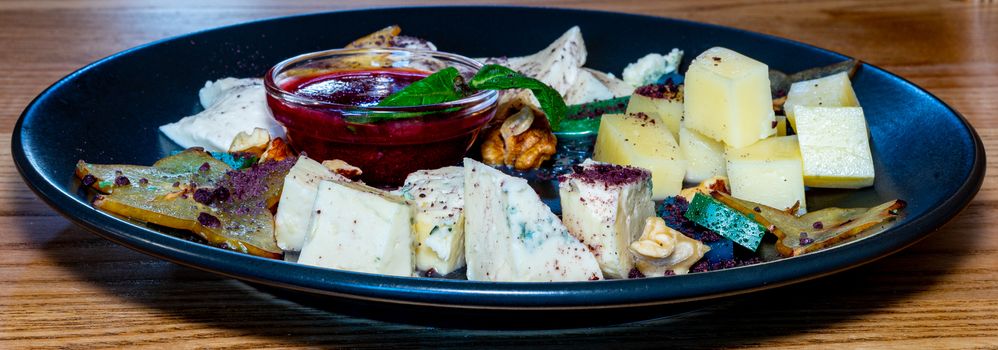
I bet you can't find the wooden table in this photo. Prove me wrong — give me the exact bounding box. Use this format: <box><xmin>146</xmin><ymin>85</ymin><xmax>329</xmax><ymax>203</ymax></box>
<box><xmin>1</xmin><ymin>0</ymin><xmax>995</xmax><ymax>348</ymax></box>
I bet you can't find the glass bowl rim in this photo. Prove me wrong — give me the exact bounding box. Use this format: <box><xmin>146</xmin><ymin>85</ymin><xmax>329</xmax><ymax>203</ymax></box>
<box><xmin>263</xmin><ymin>47</ymin><xmax>498</xmax><ymax>112</ymax></box>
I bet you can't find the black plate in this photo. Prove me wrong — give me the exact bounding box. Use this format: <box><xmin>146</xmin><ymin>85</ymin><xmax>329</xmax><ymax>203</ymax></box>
<box><xmin>12</xmin><ymin>6</ymin><xmax>985</xmax><ymax>321</ymax></box>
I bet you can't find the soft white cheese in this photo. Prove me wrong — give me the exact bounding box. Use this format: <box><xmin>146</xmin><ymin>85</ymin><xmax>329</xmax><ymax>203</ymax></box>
<box><xmin>559</xmin><ymin>160</ymin><xmax>656</xmax><ymax>279</ymax></box>
<box><xmin>463</xmin><ymin>159</ymin><xmax>603</xmax><ymax>282</ymax></box>
<box><xmin>394</xmin><ymin>166</ymin><xmax>466</xmax><ymax>275</ymax></box>
<box><xmin>274</xmin><ymin>156</ymin><xmax>347</xmax><ymax>252</ymax></box>
<box><xmin>160</xmin><ymin>78</ymin><xmax>286</xmax><ymax>152</ymax></box>
<box><xmin>297</xmin><ymin>180</ymin><xmax>414</xmax><ymax>277</ymax></box>
<box><xmin>622</xmin><ymin>49</ymin><xmax>684</xmax><ymax>87</ymax></box>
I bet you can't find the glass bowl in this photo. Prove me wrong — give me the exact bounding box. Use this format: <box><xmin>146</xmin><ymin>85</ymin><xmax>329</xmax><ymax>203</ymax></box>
<box><xmin>264</xmin><ymin>48</ymin><xmax>499</xmax><ymax>187</ymax></box>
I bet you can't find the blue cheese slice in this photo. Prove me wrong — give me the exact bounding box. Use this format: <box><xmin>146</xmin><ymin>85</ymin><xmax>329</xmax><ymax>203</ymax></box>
<box><xmin>395</xmin><ymin>166</ymin><xmax>465</xmax><ymax>275</ymax></box>
<box><xmin>298</xmin><ymin>180</ymin><xmax>414</xmax><ymax>277</ymax></box>
<box><xmin>463</xmin><ymin>159</ymin><xmax>603</xmax><ymax>282</ymax></box>
<box><xmin>274</xmin><ymin>156</ymin><xmax>347</xmax><ymax>252</ymax></box>
<box><xmin>559</xmin><ymin>160</ymin><xmax>656</xmax><ymax>279</ymax></box>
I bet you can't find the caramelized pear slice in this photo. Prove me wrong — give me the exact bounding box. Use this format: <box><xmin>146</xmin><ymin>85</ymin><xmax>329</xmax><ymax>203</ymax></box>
<box><xmin>76</xmin><ymin>148</ymin><xmax>230</xmax><ymax>193</ymax></box>
<box><xmin>709</xmin><ymin>191</ymin><xmax>905</xmax><ymax>257</ymax></box>
<box><xmin>77</xmin><ymin>150</ymin><xmax>293</xmax><ymax>258</ymax></box>
<box><xmin>346</xmin><ymin>25</ymin><xmax>401</xmax><ymax>48</ymax></box>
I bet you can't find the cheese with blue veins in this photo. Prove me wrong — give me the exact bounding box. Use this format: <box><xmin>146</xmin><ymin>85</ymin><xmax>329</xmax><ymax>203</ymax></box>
<box><xmin>463</xmin><ymin>159</ymin><xmax>603</xmax><ymax>282</ymax></box>
<box><xmin>298</xmin><ymin>180</ymin><xmax>414</xmax><ymax>277</ymax></box>
<box><xmin>395</xmin><ymin>166</ymin><xmax>466</xmax><ymax>275</ymax></box>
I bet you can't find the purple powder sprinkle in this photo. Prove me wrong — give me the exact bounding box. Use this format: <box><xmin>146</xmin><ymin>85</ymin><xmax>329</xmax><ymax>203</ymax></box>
<box><xmin>172</xmin><ymin>181</ymin><xmax>181</xmax><ymax>187</ymax></box>
<box><xmin>81</xmin><ymin>174</ymin><xmax>97</xmax><ymax>187</ymax></box>
<box><xmin>197</xmin><ymin>212</ymin><xmax>221</xmax><ymax>228</ymax></box>
<box><xmin>138</xmin><ymin>178</ymin><xmax>149</xmax><ymax>185</ymax></box>
<box><xmin>799</xmin><ymin>232</ymin><xmax>814</xmax><ymax>245</ymax></box>
<box><xmin>812</xmin><ymin>221</ymin><xmax>824</xmax><ymax>229</ymax></box>
<box><xmin>565</xmin><ymin>162</ymin><xmax>651</xmax><ymax>187</ymax></box>
<box><xmin>193</xmin><ymin>188</ymin><xmax>214</xmax><ymax>205</ymax></box>
<box><xmin>213</xmin><ymin>187</ymin><xmax>230</xmax><ymax>202</ymax></box>
<box><xmin>114</xmin><ymin>176</ymin><xmax>130</xmax><ymax>186</ymax></box>
<box><xmin>627</xmin><ymin>268</ymin><xmax>645</xmax><ymax>279</ymax></box>
<box><xmin>199</xmin><ymin>162</ymin><xmax>211</xmax><ymax>172</ymax></box>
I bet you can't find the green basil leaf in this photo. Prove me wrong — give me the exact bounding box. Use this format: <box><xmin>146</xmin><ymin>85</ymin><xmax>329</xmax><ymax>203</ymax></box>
<box><xmin>377</xmin><ymin>67</ymin><xmax>466</xmax><ymax>107</ymax></box>
<box><xmin>468</xmin><ymin>64</ymin><xmax>567</xmax><ymax>131</ymax></box>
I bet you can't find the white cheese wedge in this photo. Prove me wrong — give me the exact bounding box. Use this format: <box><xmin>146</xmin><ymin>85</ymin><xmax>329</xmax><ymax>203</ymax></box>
<box><xmin>584</xmin><ymin>68</ymin><xmax>637</xmax><ymax>97</ymax></box>
<box><xmin>159</xmin><ymin>78</ymin><xmax>286</xmax><ymax>152</ymax></box>
<box><xmin>684</xmin><ymin>47</ymin><xmax>776</xmax><ymax>148</ymax></box>
<box><xmin>726</xmin><ymin>136</ymin><xmax>807</xmax><ymax>214</ymax></box>
<box><xmin>395</xmin><ymin>166</ymin><xmax>466</xmax><ymax>275</ymax></box>
<box><xmin>793</xmin><ymin>106</ymin><xmax>875</xmax><ymax>188</ymax></box>
<box><xmin>463</xmin><ymin>159</ymin><xmax>603</xmax><ymax>282</ymax></box>
<box><xmin>593</xmin><ymin>113</ymin><xmax>686</xmax><ymax>200</ymax></box>
<box><xmin>564</xmin><ymin>69</ymin><xmax>617</xmax><ymax>105</ymax></box>
<box><xmin>784</xmin><ymin>71</ymin><xmax>860</xmax><ymax>130</ymax></box>
<box><xmin>679</xmin><ymin>126</ymin><xmax>727</xmax><ymax>183</ymax></box>
<box><xmin>559</xmin><ymin>160</ymin><xmax>656</xmax><ymax>279</ymax></box>
<box><xmin>274</xmin><ymin>156</ymin><xmax>347</xmax><ymax>252</ymax></box>
<box><xmin>298</xmin><ymin>180</ymin><xmax>414</xmax><ymax>277</ymax></box>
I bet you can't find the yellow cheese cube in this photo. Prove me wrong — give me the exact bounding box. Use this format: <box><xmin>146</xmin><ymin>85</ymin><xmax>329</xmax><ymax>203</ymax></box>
<box><xmin>793</xmin><ymin>106</ymin><xmax>875</xmax><ymax>188</ymax></box>
<box><xmin>679</xmin><ymin>126</ymin><xmax>726</xmax><ymax>183</ymax></box>
<box><xmin>784</xmin><ymin>71</ymin><xmax>860</xmax><ymax>130</ymax></box>
<box><xmin>593</xmin><ymin>113</ymin><xmax>686</xmax><ymax>199</ymax></box>
<box><xmin>775</xmin><ymin>115</ymin><xmax>788</xmax><ymax>137</ymax></box>
<box><xmin>726</xmin><ymin>136</ymin><xmax>806</xmax><ymax>213</ymax></box>
<box><xmin>684</xmin><ymin>47</ymin><xmax>776</xmax><ymax>148</ymax></box>
<box><xmin>625</xmin><ymin>85</ymin><xmax>683</xmax><ymax>139</ymax></box>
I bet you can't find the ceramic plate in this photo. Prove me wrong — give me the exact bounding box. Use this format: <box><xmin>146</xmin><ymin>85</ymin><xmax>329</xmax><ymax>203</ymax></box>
<box><xmin>12</xmin><ymin>6</ymin><xmax>985</xmax><ymax>320</ymax></box>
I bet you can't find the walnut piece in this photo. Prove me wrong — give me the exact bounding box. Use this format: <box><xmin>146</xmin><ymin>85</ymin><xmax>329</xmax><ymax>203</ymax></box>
<box><xmin>321</xmin><ymin>159</ymin><xmax>363</xmax><ymax>180</ymax></box>
<box><xmin>480</xmin><ymin>106</ymin><xmax>557</xmax><ymax>170</ymax></box>
<box><xmin>259</xmin><ymin>138</ymin><xmax>293</xmax><ymax>163</ymax></box>
<box><xmin>630</xmin><ymin>217</ymin><xmax>710</xmax><ymax>276</ymax></box>
<box><xmin>678</xmin><ymin>176</ymin><xmax>730</xmax><ymax>202</ymax></box>
<box><xmin>228</xmin><ymin>128</ymin><xmax>270</xmax><ymax>157</ymax></box>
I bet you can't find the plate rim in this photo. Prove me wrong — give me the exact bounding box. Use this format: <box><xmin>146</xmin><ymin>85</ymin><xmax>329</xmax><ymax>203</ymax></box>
<box><xmin>11</xmin><ymin>5</ymin><xmax>987</xmax><ymax>310</ymax></box>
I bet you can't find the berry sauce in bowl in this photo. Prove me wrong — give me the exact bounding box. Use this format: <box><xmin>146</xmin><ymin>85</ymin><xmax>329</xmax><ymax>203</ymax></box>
<box><xmin>265</xmin><ymin>48</ymin><xmax>498</xmax><ymax>187</ymax></box>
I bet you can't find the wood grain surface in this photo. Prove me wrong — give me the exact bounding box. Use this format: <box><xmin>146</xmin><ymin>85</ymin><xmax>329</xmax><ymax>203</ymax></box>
<box><xmin>1</xmin><ymin>0</ymin><xmax>996</xmax><ymax>348</ymax></box>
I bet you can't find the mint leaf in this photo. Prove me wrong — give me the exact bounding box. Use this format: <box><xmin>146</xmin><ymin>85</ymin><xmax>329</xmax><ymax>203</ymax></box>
<box><xmin>468</xmin><ymin>64</ymin><xmax>567</xmax><ymax>131</ymax></box>
<box><xmin>377</xmin><ymin>67</ymin><xmax>467</xmax><ymax>107</ymax></box>
<box><xmin>557</xmin><ymin>96</ymin><xmax>631</xmax><ymax>135</ymax></box>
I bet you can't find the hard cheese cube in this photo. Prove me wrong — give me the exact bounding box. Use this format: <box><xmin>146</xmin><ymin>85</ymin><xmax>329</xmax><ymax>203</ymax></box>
<box><xmin>298</xmin><ymin>180</ymin><xmax>414</xmax><ymax>277</ymax></box>
<box><xmin>784</xmin><ymin>71</ymin><xmax>860</xmax><ymax>130</ymax></box>
<box><xmin>559</xmin><ymin>160</ymin><xmax>656</xmax><ymax>279</ymax></box>
<box><xmin>593</xmin><ymin>113</ymin><xmax>686</xmax><ymax>199</ymax></box>
<box><xmin>726</xmin><ymin>135</ymin><xmax>807</xmax><ymax>213</ymax></box>
<box><xmin>775</xmin><ymin>115</ymin><xmax>789</xmax><ymax>137</ymax></box>
<box><xmin>625</xmin><ymin>83</ymin><xmax>683</xmax><ymax>138</ymax></box>
<box><xmin>684</xmin><ymin>47</ymin><xmax>776</xmax><ymax>148</ymax></box>
<box><xmin>679</xmin><ymin>126</ymin><xmax>726</xmax><ymax>183</ymax></box>
<box><xmin>793</xmin><ymin>106</ymin><xmax>875</xmax><ymax>188</ymax></box>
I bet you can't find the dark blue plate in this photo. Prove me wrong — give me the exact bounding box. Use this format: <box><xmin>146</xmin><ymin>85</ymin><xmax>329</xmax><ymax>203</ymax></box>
<box><xmin>12</xmin><ymin>6</ymin><xmax>985</xmax><ymax>320</ymax></box>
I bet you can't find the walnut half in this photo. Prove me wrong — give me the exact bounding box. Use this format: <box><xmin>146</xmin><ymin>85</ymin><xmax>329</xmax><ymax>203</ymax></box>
<box><xmin>480</xmin><ymin>106</ymin><xmax>557</xmax><ymax>170</ymax></box>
